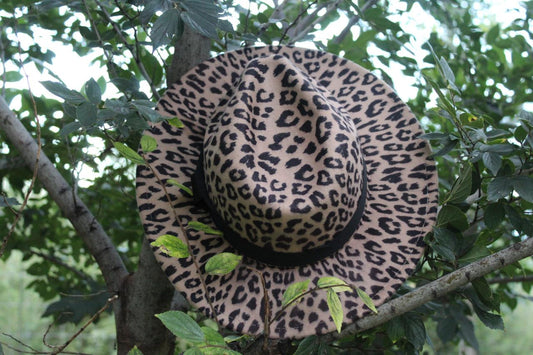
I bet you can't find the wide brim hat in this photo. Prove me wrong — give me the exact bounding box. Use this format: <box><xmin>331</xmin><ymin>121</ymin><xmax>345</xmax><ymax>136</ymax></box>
<box><xmin>136</xmin><ymin>45</ymin><xmax>438</xmax><ymax>339</ymax></box>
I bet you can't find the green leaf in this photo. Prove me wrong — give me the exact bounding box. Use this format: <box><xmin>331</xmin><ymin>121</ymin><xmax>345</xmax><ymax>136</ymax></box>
<box><xmin>156</xmin><ymin>311</ymin><xmax>205</xmax><ymax>344</ymax></box>
<box><xmin>317</xmin><ymin>277</ymin><xmax>352</xmax><ymax>293</ymax></box>
<box><xmin>140</xmin><ymin>135</ymin><xmax>158</xmax><ymax>153</ymax></box>
<box><xmin>293</xmin><ymin>335</ymin><xmax>319</xmax><ymax>355</ymax></box>
<box><xmin>188</xmin><ymin>221</ymin><xmax>223</xmax><ymax>235</ymax></box>
<box><xmin>326</xmin><ymin>288</ymin><xmax>343</xmax><ymax>333</ymax></box>
<box><xmin>419</xmin><ymin>132</ymin><xmax>450</xmax><ymax>140</ymax></box>
<box><xmin>0</xmin><ymin>196</ymin><xmax>20</xmax><ymax>207</ymax></box>
<box><xmin>0</xmin><ymin>342</ymin><xmax>4</xmax><ymax>355</ymax></box>
<box><xmin>445</xmin><ymin>164</ymin><xmax>472</xmax><ymax>204</ymax></box>
<box><xmin>201</xmin><ymin>326</ymin><xmax>225</xmax><ymax>346</ymax></box>
<box><xmin>4</xmin><ymin>70</ymin><xmax>23</xmax><ymax>82</ymax></box>
<box><xmin>76</xmin><ymin>102</ymin><xmax>97</xmax><ymax>127</ymax></box>
<box><xmin>487</xmin><ymin>176</ymin><xmax>513</xmax><ymax>201</ymax></box>
<box><xmin>432</xmin><ymin>227</ymin><xmax>457</xmax><ymax>261</ymax></box>
<box><xmin>151</xmin><ymin>8</ymin><xmax>182</xmax><ymax>48</ymax></box>
<box><xmin>471</xmin><ymin>277</ymin><xmax>496</xmax><ymax>310</ymax></box>
<box><xmin>513</xmin><ymin>176</ymin><xmax>533</xmax><ymax>203</ymax></box>
<box><xmin>356</xmin><ymin>287</ymin><xmax>378</xmax><ymax>314</ymax></box>
<box><xmin>386</xmin><ymin>317</ymin><xmax>405</xmax><ymax>341</ymax></box>
<box><xmin>478</xmin><ymin>143</ymin><xmax>515</xmax><ymax>154</ymax></box>
<box><xmin>198</xmin><ymin>348</ymin><xmax>242</xmax><ymax>355</ymax></box>
<box><xmin>482</xmin><ymin>152</ymin><xmax>502</xmax><ymax>175</ymax></box>
<box><xmin>41</xmin><ymin>81</ymin><xmax>86</xmax><ymax>104</ymax></box>
<box><xmin>404</xmin><ymin>314</ymin><xmax>426</xmax><ymax>350</ymax></box>
<box><xmin>484</xmin><ymin>203</ymin><xmax>505</xmax><ymax>229</ymax></box>
<box><xmin>436</xmin><ymin>316</ymin><xmax>457</xmax><ymax>344</ymax></box>
<box><xmin>167</xmin><ymin>179</ymin><xmax>193</xmax><ymax>196</ymax></box>
<box><xmin>85</xmin><ymin>78</ymin><xmax>102</xmax><ymax>104</ymax></box>
<box><xmin>437</xmin><ymin>205</ymin><xmax>468</xmax><ymax>231</ymax></box>
<box><xmin>282</xmin><ymin>280</ymin><xmax>310</xmax><ymax>307</ymax></box>
<box><xmin>181</xmin><ymin>0</ymin><xmax>221</xmax><ymax>38</ymax></box>
<box><xmin>458</xmin><ymin>245</ymin><xmax>491</xmax><ymax>266</ymax></box>
<box><xmin>205</xmin><ymin>252</ymin><xmax>242</xmax><ymax>275</ymax></box>
<box><xmin>132</xmin><ymin>102</ymin><xmax>164</xmax><ymax>122</ymax></box>
<box><xmin>151</xmin><ymin>234</ymin><xmax>190</xmax><ymax>258</ymax></box>
<box><xmin>473</xmin><ymin>306</ymin><xmax>504</xmax><ymax>330</ymax></box>
<box><xmin>127</xmin><ymin>346</ymin><xmax>144</xmax><ymax>355</ymax></box>
<box><xmin>168</xmin><ymin>117</ymin><xmax>184</xmax><ymax>127</ymax></box>
<box><xmin>113</xmin><ymin>142</ymin><xmax>145</xmax><ymax>165</ymax></box>
<box><xmin>183</xmin><ymin>348</ymin><xmax>203</xmax><ymax>355</ymax></box>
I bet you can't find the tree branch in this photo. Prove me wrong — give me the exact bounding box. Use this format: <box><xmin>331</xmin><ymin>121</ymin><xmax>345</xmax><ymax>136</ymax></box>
<box><xmin>322</xmin><ymin>236</ymin><xmax>533</xmax><ymax>341</ymax></box>
<box><xmin>331</xmin><ymin>0</ymin><xmax>378</xmax><ymax>45</ymax></box>
<box><xmin>0</xmin><ymin>96</ymin><xmax>129</xmax><ymax>293</ymax></box>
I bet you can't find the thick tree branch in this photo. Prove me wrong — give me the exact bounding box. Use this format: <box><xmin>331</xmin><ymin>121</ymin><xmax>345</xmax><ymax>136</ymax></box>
<box><xmin>0</xmin><ymin>95</ymin><xmax>129</xmax><ymax>293</ymax></box>
<box><xmin>331</xmin><ymin>0</ymin><xmax>378</xmax><ymax>45</ymax></box>
<box><xmin>322</xmin><ymin>236</ymin><xmax>533</xmax><ymax>341</ymax></box>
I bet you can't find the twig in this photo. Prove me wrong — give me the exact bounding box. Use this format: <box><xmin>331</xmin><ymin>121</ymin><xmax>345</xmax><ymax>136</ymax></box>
<box><xmin>288</xmin><ymin>0</ymin><xmax>342</xmax><ymax>44</ymax></box>
<box><xmin>0</xmin><ymin>26</ymin><xmax>42</xmax><ymax>259</ymax></box>
<box><xmin>488</xmin><ymin>275</ymin><xmax>533</xmax><ymax>284</ymax></box>
<box><xmin>141</xmin><ymin>153</ymin><xmax>221</xmax><ymax>330</ymax></box>
<box><xmin>49</xmin><ymin>295</ymin><xmax>118</xmax><ymax>355</ymax></box>
<box><xmin>331</xmin><ymin>0</ymin><xmax>378</xmax><ymax>45</ymax></box>
<box><xmin>29</xmin><ymin>249</ymin><xmax>94</xmax><ymax>282</ymax></box>
<box><xmin>92</xmin><ymin>0</ymin><xmax>161</xmax><ymax>100</ymax></box>
<box><xmin>279</xmin><ymin>0</ymin><xmax>319</xmax><ymax>44</ymax></box>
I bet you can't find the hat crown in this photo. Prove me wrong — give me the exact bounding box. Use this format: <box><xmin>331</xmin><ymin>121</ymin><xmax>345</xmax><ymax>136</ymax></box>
<box><xmin>200</xmin><ymin>54</ymin><xmax>367</xmax><ymax>264</ymax></box>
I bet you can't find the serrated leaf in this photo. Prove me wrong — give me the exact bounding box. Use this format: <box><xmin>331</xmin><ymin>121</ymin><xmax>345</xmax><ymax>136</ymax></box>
<box><xmin>85</xmin><ymin>78</ymin><xmax>102</xmax><ymax>104</ymax></box>
<box><xmin>436</xmin><ymin>316</ymin><xmax>458</xmax><ymax>343</ymax></box>
<box><xmin>140</xmin><ymin>135</ymin><xmax>158</xmax><ymax>153</ymax></box>
<box><xmin>326</xmin><ymin>288</ymin><xmax>343</xmax><ymax>333</ymax></box>
<box><xmin>188</xmin><ymin>221</ymin><xmax>222</xmax><ymax>235</ymax></box>
<box><xmin>41</xmin><ymin>81</ymin><xmax>86</xmax><ymax>104</ymax></box>
<box><xmin>317</xmin><ymin>277</ymin><xmax>352</xmax><ymax>293</ymax></box>
<box><xmin>437</xmin><ymin>205</ymin><xmax>468</xmax><ymax>231</ymax></box>
<box><xmin>482</xmin><ymin>151</ymin><xmax>502</xmax><ymax>175</ymax></box>
<box><xmin>156</xmin><ymin>311</ymin><xmax>205</xmax><ymax>344</ymax></box>
<box><xmin>404</xmin><ymin>314</ymin><xmax>426</xmax><ymax>350</ymax></box>
<box><xmin>473</xmin><ymin>306</ymin><xmax>504</xmax><ymax>330</ymax></box>
<box><xmin>151</xmin><ymin>234</ymin><xmax>189</xmax><ymax>258</ymax></box>
<box><xmin>484</xmin><ymin>203</ymin><xmax>505</xmax><ymax>229</ymax></box>
<box><xmin>293</xmin><ymin>335</ymin><xmax>319</xmax><ymax>355</ymax></box>
<box><xmin>201</xmin><ymin>326</ymin><xmax>225</xmax><ymax>346</ymax></box>
<box><xmin>386</xmin><ymin>316</ymin><xmax>405</xmax><ymax>341</ymax></box>
<box><xmin>127</xmin><ymin>345</ymin><xmax>144</xmax><ymax>355</ymax></box>
<box><xmin>458</xmin><ymin>245</ymin><xmax>491</xmax><ymax>266</ymax></box>
<box><xmin>76</xmin><ymin>102</ymin><xmax>97</xmax><ymax>127</ymax></box>
<box><xmin>282</xmin><ymin>280</ymin><xmax>310</xmax><ymax>307</ymax></box>
<box><xmin>512</xmin><ymin>176</ymin><xmax>533</xmax><ymax>203</ymax></box>
<box><xmin>167</xmin><ymin>179</ymin><xmax>193</xmax><ymax>196</ymax></box>
<box><xmin>132</xmin><ymin>102</ymin><xmax>164</xmax><ymax>122</ymax></box>
<box><xmin>151</xmin><ymin>8</ymin><xmax>182</xmax><ymax>48</ymax></box>
<box><xmin>205</xmin><ymin>252</ymin><xmax>242</xmax><ymax>275</ymax></box>
<box><xmin>419</xmin><ymin>132</ymin><xmax>450</xmax><ymax>140</ymax></box>
<box><xmin>181</xmin><ymin>0</ymin><xmax>221</xmax><ymax>39</ymax></box>
<box><xmin>487</xmin><ymin>176</ymin><xmax>513</xmax><ymax>201</ymax></box>
<box><xmin>471</xmin><ymin>277</ymin><xmax>496</xmax><ymax>310</ymax></box>
<box><xmin>168</xmin><ymin>117</ymin><xmax>184</xmax><ymax>127</ymax></box>
<box><xmin>113</xmin><ymin>142</ymin><xmax>145</xmax><ymax>165</ymax></box>
<box><xmin>445</xmin><ymin>164</ymin><xmax>472</xmax><ymax>204</ymax></box>
<box><xmin>356</xmin><ymin>287</ymin><xmax>377</xmax><ymax>313</ymax></box>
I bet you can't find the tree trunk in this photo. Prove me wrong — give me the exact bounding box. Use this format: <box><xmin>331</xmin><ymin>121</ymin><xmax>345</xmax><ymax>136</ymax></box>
<box><xmin>114</xmin><ymin>27</ymin><xmax>211</xmax><ymax>355</ymax></box>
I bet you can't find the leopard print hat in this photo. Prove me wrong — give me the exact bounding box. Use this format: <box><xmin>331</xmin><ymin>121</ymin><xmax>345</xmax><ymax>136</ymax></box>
<box><xmin>136</xmin><ymin>46</ymin><xmax>438</xmax><ymax>339</ymax></box>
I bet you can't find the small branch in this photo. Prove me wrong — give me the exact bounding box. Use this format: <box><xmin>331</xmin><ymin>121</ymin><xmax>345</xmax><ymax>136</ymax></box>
<box><xmin>49</xmin><ymin>295</ymin><xmax>118</xmax><ymax>355</ymax></box>
<box><xmin>488</xmin><ymin>275</ymin><xmax>533</xmax><ymax>284</ymax></box>
<box><xmin>321</xmin><ymin>236</ymin><xmax>533</xmax><ymax>341</ymax></box>
<box><xmin>279</xmin><ymin>0</ymin><xmax>319</xmax><ymax>44</ymax></box>
<box><xmin>92</xmin><ymin>0</ymin><xmax>161</xmax><ymax>100</ymax></box>
<box><xmin>288</xmin><ymin>0</ymin><xmax>342</xmax><ymax>44</ymax></box>
<box><xmin>331</xmin><ymin>0</ymin><xmax>378</xmax><ymax>45</ymax></box>
<box><xmin>29</xmin><ymin>249</ymin><xmax>94</xmax><ymax>282</ymax></box>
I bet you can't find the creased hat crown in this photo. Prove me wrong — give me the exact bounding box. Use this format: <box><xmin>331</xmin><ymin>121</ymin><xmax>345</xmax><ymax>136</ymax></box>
<box><xmin>194</xmin><ymin>54</ymin><xmax>367</xmax><ymax>266</ymax></box>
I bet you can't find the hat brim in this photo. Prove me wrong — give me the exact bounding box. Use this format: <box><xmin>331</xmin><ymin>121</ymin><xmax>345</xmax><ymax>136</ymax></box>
<box><xmin>136</xmin><ymin>45</ymin><xmax>438</xmax><ymax>339</ymax></box>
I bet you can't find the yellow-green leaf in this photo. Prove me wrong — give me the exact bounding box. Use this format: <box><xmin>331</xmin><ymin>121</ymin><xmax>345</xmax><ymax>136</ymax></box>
<box><xmin>317</xmin><ymin>277</ymin><xmax>352</xmax><ymax>293</ymax></box>
<box><xmin>167</xmin><ymin>179</ymin><xmax>193</xmax><ymax>196</ymax></box>
<box><xmin>113</xmin><ymin>141</ymin><xmax>145</xmax><ymax>165</ymax></box>
<box><xmin>356</xmin><ymin>287</ymin><xmax>378</xmax><ymax>314</ymax></box>
<box><xmin>151</xmin><ymin>234</ymin><xmax>189</xmax><ymax>258</ymax></box>
<box><xmin>188</xmin><ymin>221</ymin><xmax>223</xmax><ymax>235</ymax></box>
<box><xmin>127</xmin><ymin>346</ymin><xmax>144</xmax><ymax>355</ymax></box>
<box><xmin>281</xmin><ymin>280</ymin><xmax>310</xmax><ymax>307</ymax></box>
<box><xmin>140</xmin><ymin>135</ymin><xmax>158</xmax><ymax>153</ymax></box>
<box><xmin>168</xmin><ymin>117</ymin><xmax>184</xmax><ymax>128</ymax></box>
<box><xmin>326</xmin><ymin>288</ymin><xmax>343</xmax><ymax>333</ymax></box>
<box><xmin>205</xmin><ymin>252</ymin><xmax>242</xmax><ymax>275</ymax></box>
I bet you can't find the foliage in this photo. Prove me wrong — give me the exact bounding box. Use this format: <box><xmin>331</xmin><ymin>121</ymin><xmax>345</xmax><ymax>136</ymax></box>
<box><xmin>1</xmin><ymin>0</ymin><xmax>533</xmax><ymax>354</ymax></box>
